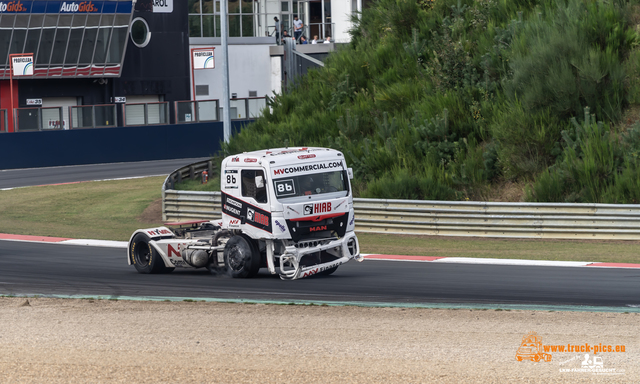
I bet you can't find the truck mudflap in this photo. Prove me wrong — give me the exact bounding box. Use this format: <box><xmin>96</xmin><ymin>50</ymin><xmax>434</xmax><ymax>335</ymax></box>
<box><xmin>278</xmin><ymin>232</ymin><xmax>363</xmax><ymax>280</ymax></box>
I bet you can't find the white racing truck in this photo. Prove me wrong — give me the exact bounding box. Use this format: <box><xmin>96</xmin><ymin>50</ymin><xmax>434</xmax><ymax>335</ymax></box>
<box><xmin>128</xmin><ymin>147</ymin><xmax>362</xmax><ymax>280</ymax></box>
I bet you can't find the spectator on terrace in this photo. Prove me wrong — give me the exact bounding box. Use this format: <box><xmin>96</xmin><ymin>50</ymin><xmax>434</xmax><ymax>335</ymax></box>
<box><xmin>311</xmin><ymin>35</ymin><xmax>319</xmax><ymax>44</ymax></box>
<box><xmin>324</xmin><ymin>36</ymin><xmax>331</xmax><ymax>44</ymax></box>
<box><xmin>300</xmin><ymin>35</ymin><xmax>308</xmax><ymax>44</ymax></box>
<box><xmin>293</xmin><ymin>16</ymin><xmax>304</xmax><ymax>41</ymax></box>
<box><xmin>273</xmin><ymin>17</ymin><xmax>281</xmax><ymax>44</ymax></box>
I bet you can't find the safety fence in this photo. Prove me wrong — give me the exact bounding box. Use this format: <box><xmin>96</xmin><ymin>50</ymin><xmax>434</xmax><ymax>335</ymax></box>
<box><xmin>164</xmin><ymin>190</ymin><xmax>640</xmax><ymax>240</ymax></box>
<box><xmin>162</xmin><ymin>160</ymin><xmax>640</xmax><ymax>240</ymax></box>
<box><xmin>10</xmin><ymin>97</ymin><xmax>267</xmax><ymax>132</ymax></box>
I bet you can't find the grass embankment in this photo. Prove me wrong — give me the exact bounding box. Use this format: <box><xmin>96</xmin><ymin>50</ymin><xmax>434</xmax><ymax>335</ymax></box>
<box><xmin>0</xmin><ymin>177</ymin><xmax>165</xmax><ymax>241</ymax></box>
<box><xmin>1</xmin><ymin>178</ymin><xmax>638</xmax><ymax>263</ymax></box>
<box><xmin>221</xmin><ymin>0</ymin><xmax>640</xmax><ymax>204</ymax></box>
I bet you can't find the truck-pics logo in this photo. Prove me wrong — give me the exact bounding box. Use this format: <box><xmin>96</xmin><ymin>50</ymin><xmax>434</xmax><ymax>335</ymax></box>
<box><xmin>516</xmin><ymin>332</ymin><xmax>552</xmax><ymax>362</ymax></box>
<box><xmin>516</xmin><ymin>331</ymin><xmax>627</xmax><ymax>374</ymax></box>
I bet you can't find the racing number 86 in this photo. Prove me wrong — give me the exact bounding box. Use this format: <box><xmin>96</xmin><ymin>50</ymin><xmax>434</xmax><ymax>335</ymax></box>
<box><xmin>227</xmin><ymin>175</ymin><xmax>236</xmax><ymax>184</ymax></box>
<box><xmin>275</xmin><ymin>179</ymin><xmax>295</xmax><ymax>196</ymax></box>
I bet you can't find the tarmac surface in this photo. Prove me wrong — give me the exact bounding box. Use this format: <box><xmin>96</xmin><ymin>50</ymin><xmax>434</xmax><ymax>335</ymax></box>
<box><xmin>0</xmin><ymin>157</ymin><xmax>208</xmax><ymax>189</ymax></box>
<box><xmin>1</xmin><ymin>240</ymin><xmax>639</xmax><ymax>308</ymax></box>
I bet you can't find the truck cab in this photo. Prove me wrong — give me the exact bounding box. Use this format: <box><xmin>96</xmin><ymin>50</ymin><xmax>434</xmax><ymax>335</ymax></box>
<box><xmin>219</xmin><ymin>147</ymin><xmax>360</xmax><ymax>279</ymax></box>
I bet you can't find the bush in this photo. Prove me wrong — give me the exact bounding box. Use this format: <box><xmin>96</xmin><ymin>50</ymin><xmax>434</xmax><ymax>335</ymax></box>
<box><xmin>505</xmin><ymin>0</ymin><xmax>631</xmax><ymax>123</ymax></box>
<box><xmin>490</xmin><ymin>100</ymin><xmax>562</xmax><ymax>180</ymax></box>
<box><xmin>220</xmin><ymin>0</ymin><xmax>639</xmax><ymax>202</ymax></box>
<box><xmin>526</xmin><ymin>108</ymin><xmax>623</xmax><ymax>202</ymax></box>
<box><xmin>361</xmin><ymin>166</ymin><xmax>461</xmax><ymax>200</ymax></box>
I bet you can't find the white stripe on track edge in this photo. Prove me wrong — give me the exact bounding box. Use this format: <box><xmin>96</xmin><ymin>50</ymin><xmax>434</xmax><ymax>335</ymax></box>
<box><xmin>59</xmin><ymin>239</ymin><xmax>128</xmax><ymax>248</ymax></box>
<box><xmin>432</xmin><ymin>257</ymin><xmax>591</xmax><ymax>267</ymax></box>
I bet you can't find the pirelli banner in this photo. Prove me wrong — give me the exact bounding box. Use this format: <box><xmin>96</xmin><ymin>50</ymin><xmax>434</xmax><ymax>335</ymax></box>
<box><xmin>221</xmin><ymin>192</ymin><xmax>272</xmax><ymax>233</ymax></box>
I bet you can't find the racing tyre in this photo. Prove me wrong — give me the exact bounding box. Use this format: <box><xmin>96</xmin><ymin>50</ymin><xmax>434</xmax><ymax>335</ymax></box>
<box><xmin>224</xmin><ymin>235</ymin><xmax>261</xmax><ymax>278</ymax></box>
<box><xmin>129</xmin><ymin>232</ymin><xmax>174</xmax><ymax>274</ymax></box>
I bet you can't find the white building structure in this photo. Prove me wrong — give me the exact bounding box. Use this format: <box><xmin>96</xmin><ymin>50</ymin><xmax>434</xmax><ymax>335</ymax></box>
<box><xmin>187</xmin><ymin>0</ymin><xmax>362</xmax><ymax>103</ymax></box>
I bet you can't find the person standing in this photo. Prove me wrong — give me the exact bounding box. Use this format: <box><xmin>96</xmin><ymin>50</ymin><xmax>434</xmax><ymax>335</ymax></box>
<box><xmin>293</xmin><ymin>16</ymin><xmax>303</xmax><ymax>42</ymax></box>
<box><xmin>273</xmin><ymin>17</ymin><xmax>281</xmax><ymax>44</ymax></box>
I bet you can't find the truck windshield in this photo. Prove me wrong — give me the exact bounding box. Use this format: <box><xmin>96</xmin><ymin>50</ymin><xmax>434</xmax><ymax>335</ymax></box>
<box><xmin>273</xmin><ymin>170</ymin><xmax>349</xmax><ymax>199</ymax></box>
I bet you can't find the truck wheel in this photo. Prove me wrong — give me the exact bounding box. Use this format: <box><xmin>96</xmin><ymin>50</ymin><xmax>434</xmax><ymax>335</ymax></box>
<box><xmin>224</xmin><ymin>235</ymin><xmax>261</xmax><ymax>278</ymax></box>
<box><xmin>129</xmin><ymin>232</ymin><xmax>174</xmax><ymax>274</ymax></box>
<box><xmin>319</xmin><ymin>266</ymin><xmax>339</xmax><ymax>276</ymax></box>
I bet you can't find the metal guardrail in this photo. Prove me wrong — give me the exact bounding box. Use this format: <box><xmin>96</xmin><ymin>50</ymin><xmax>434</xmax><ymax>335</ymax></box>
<box><xmin>162</xmin><ymin>160</ymin><xmax>640</xmax><ymax>239</ymax></box>
<box><xmin>163</xmin><ymin>160</ymin><xmax>215</xmax><ymax>190</ymax></box>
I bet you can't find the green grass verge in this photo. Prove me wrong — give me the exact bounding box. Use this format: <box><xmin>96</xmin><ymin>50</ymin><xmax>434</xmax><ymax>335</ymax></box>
<box><xmin>357</xmin><ymin>233</ymin><xmax>640</xmax><ymax>264</ymax></box>
<box><xmin>0</xmin><ymin>177</ymin><xmax>165</xmax><ymax>241</ymax></box>
<box><xmin>0</xmin><ymin>177</ymin><xmax>638</xmax><ymax>263</ymax></box>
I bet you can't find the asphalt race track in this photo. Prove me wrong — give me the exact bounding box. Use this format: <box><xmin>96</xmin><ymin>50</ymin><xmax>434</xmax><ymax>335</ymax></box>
<box><xmin>0</xmin><ymin>157</ymin><xmax>209</xmax><ymax>189</ymax></box>
<box><xmin>1</xmin><ymin>240</ymin><xmax>639</xmax><ymax>308</ymax></box>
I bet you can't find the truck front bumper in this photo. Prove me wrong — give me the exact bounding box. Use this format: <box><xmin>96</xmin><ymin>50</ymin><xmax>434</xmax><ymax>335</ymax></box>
<box><xmin>278</xmin><ymin>232</ymin><xmax>362</xmax><ymax>280</ymax></box>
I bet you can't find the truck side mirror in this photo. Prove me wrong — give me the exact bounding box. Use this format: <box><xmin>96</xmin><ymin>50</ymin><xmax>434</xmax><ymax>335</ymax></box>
<box><xmin>347</xmin><ymin>168</ymin><xmax>354</xmax><ymax>180</ymax></box>
<box><xmin>255</xmin><ymin>175</ymin><xmax>265</xmax><ymax>188</ymax></box>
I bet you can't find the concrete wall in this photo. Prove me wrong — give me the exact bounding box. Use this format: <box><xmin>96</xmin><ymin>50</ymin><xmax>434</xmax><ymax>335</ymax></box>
<box><xmin>333</xmin><ymin>0</ymin><xmax>354</xmax><ymax>43</ymax></box>
<box><xmin>0</xmin><ymin>121</ymin><xmax>250</xmax><ymax>170</ymax></box>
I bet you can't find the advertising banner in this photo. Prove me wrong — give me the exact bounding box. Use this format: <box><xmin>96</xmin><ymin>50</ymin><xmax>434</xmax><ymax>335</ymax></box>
<box><xmin>12</xmin><ymin>55</ymin><xmax>33</xmax><ymax>76</ymax></box>
<box><xmin>0</xmin><ymin>1</ymin><xmax>133</xmax><ymax>14</ymax></box>
<box><xmin>192</xmin><ymin>49</ymin><xmax>215</xmax><ymax>70</ymax></box>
